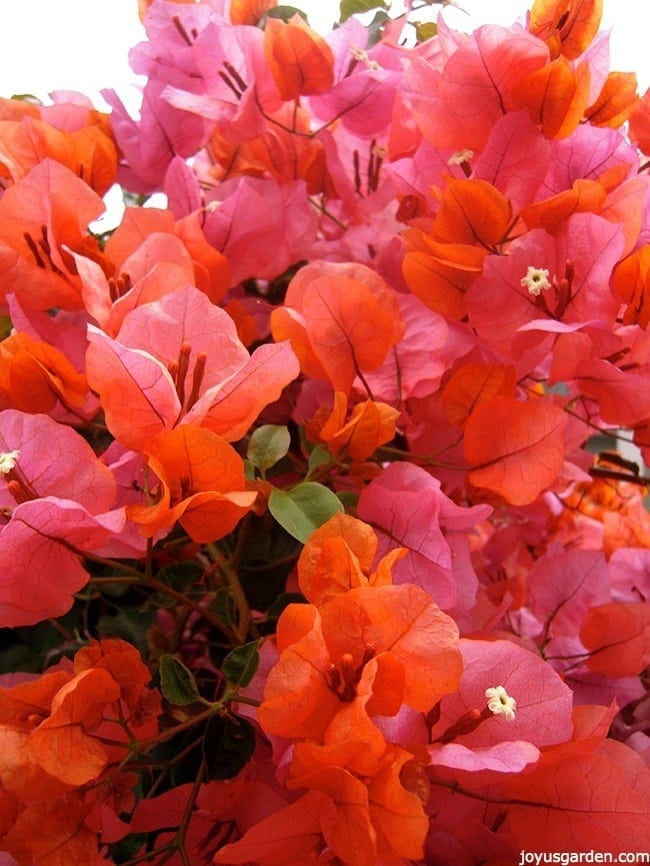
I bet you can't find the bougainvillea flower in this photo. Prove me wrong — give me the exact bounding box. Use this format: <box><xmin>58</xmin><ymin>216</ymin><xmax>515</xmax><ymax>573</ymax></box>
<box><xmin>0</xmin><ymin>498</ymin><xmax>132</xmax><ymax>627</ymax></box>
<box><xmin>284</xmin><ymin>741</ymin><xmax>429</xmax><ymax>866</ymax></box>
<box><xmin>271</xmin><ymin>260</ymin><xmax>405</xmax><ymax>395</ymax></box>
<box><xmin>103</xmin><ymin>205</ymin><xmax>230</xmax><ymax>303</ymax></box>
<box><xmin>0</xmin><ymin>114</ymin><xmax>117</xmax><ymax>195</ymax></box>
<box><xmin>498</xmin><ymin>738</ymin><xmax>650</xmax><ymax>853</ymax></box>
<box><xmin>526</xmin><ymin>545</ymin><xmax>611</xmax><ymax>638</ymax></box>
<box><xmin>85</xmin><ymin>285</ymin><xmax>300</xmax><ymax>451</ymax></box>
<box><xmin>258</xmin><ymin>583</ymin><xmax>462</xmax><ymax>742</ymax></box>
<box><xmin>0</xmin><ymin>331</ymin><xmax>93</xmax><ymax>421</ymax></box>
<box><xmin>512</xmin><ymin>56</ymin><xmax>592</xmax><ymax>140</ymax></box>
<box><xmin>102</xmin><ymin>79</ymin><xmax>210</xmax><ymax>194</ymax></box>
<box><xmin>428</xmin><ymin>637</ymin><xmax>573</xmax><ymax>778</ymax></box>
<box><xmin>126</xmin><ymin>424</ymin><xmax>256</xmax><ymax>542</ymax></box>
<box><xmin>202</xmin><ymin>176</ymin><xmax>318</xmax><ymax>285</ymax></box>
<box><xmin>0</xmin><ymin>409</ymin><xmax>116</xmax><ymax>515</ymax></box>
<box><xmin>528</xmin><ymin>0</ymin><xmax>603</xmax><ymax>60</ymax></box>
<box><xmin>307</xmin><ymin>391</ymin><xmax>399</xmax><ymax>464</ymax></box>
<box><xmin>472</xmin><ymin>110</ymin><xmax>551</xmax><ymax>212</ymax></box>
<box><xmin>263</xmin><ymin>14</ymin><xmax>334</xmax><ymax>101</ymax></box>
<box><xmin>402</xmin><ymin>24</ymin><xmax>548</xmax><ymax>152</ymax></box>
<box><xmin>0</xmin><ymin>411</ymin><xmax>143</xmax><ymax>626</ymax></box>
<box><xmin>0</xmin><ymin>158</ymin><xmax>105</xmax><ymax>312</ymax></box>
<box><xmin>357</xmin><ymin>462</ymin><xmax>491</xmax><ymax>610</ymax></box>
<box><xmin>585</xmin><ymin>71</ymin><xmax>639</xmax><ymax>128</ymax></box>
<box><xmin>297</xmin><ymin>511</ymin><xmax>406</xmax><ymax>607</ymax></box>
<box><xmin>465</xmin><ymin>213</ymin><xmax>624</xmax><ymax>358</ymax></box>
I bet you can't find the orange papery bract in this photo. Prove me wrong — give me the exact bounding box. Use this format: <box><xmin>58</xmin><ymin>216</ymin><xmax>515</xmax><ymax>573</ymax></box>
<box><xmin>310</xmin><ymin>391</ymin><xmax>400</xmax><ymax>463</ymax></box>
<box><xmin>296</xmin><ymin>513</ymin><xmax>405</xmax><ymax>605</ymax></box>
<box><xmin>229</xmin><ymin>0</ymin><xmax>277</xmax><ymax>25</ymax></box>
<box><xmin>585</xmin><ymin>71</ymin><xmax>639</xmax><ymax>128</ymax></box>
<box><xmin>432</xmin><ymin>179</ymin><xmax>513</xmax><ymax>248</ymax></box>
<box><xmin>612</xmin><ymin>245</ymin><xmax>650</xmax><ymax>328</ymax></box>
<box><xmin>529</xmin><ymin>0</ymin><xmax>603</xmax><ymax>60</ymax></box>
<box><xmin>441</xmin><ymin>363</ymin><xmax>517</xmax><ymax>430</ymax></box>
<box><xmin>464</xmin><ymin>396</ymin><xmax>568</xmax><ymax>505</ymax></box>
<box><xmin>580</xmin><ymin>603</ymin><xmax>650</xmax><ymax>677</ymax></box>
<box><xmin>512</xmin><ymin>57</ymin><xmax>592</xmax><ymax>139</ymax></box>
<box><xmin>0</xmin><ymin>331</ymin><xmax>89</xmax><ymax>414</ymax></box>
<box><xmin>263</xmin><ymin>15</ymin><xmax>334</xmax><ymax>101</ymax></box>
<box><xmin>127</xmin><ymin>424</ymin><xmax>257</xmax><ymax>542</ymax></box>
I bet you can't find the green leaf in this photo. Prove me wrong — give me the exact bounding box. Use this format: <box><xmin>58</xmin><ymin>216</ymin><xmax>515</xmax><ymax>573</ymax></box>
<box><xmin>340</xmin><ymin>0</ymin><xmax>388</xmax><ymax>23</ymax></box>
<box><xmin>203</xmin><ymin>714</ymin><xmax>257</xmax><ymax>780</ymax></box>
<box><xmin>415</xmin><ymin>21</ymin><xmax>438</xmax><ymax>42</ymax></box>
<box><xmin>222</xmin><ymin>640</ymin><xmax>261</xmax><ymax>689</ymax></box>
<box><xmin>268</xmin><ymin>482</ymin><xmax>344</xmax><ymax>543</ymax></box>
<box><xmin>307</xmin><ymin>444</ymin><xmax>332</xmax><ymax>476</ymax></box>
<box><xmin>159</xmin><ymin>655</ymin><xmax>201</xmax><ymax>706</ymax></box>
<box><xmin>145</xmin><ymin>561</ymin><xmax>204</xmax><ymax>609</ymax></box>
<box><xmin>264</xmin><ymin>5</ymin><xmax>308</xmax><ymax>23</ymax></box>
<box><xmin>208</xmin><ymin>586</ymin><xmax>238</xmax><ymax>628</ymax></box>
<box><xmin>247</xmin><ymin>425</ymin><xmax>291</xmax><ymax>475</ymax></box>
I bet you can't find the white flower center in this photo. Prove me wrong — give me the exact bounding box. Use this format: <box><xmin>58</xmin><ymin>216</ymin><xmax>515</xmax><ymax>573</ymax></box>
<box><xmin>448</xmin><ymin>149</ymin><xmax>474</xmax><ymax>166</ymax></box>
<box><xmin>485</xmin><ymin>685</ymin><xmax>516</xmax><ymax>721</ymax></box>
<box><xmin>0</xmin><ymin>450</ymin><xmax>20</xmax><ymax>474</ymax></box>
<box><xmin>521</xmin><ymin>266</ymin><xmax>551</xmax><ymax>296</ymax></box>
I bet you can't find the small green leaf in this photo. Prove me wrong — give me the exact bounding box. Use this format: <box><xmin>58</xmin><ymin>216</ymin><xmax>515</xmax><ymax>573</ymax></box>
<box><xmin>247</xmin><ymin>425</ymin><xmax>291</xmax><ymax>474</ymax></box>
<box><xmin>159</xmin><ymin>654</ymin><xmax>201</xmax><ymax>706</ymax></box>
<box><xmin>204</xmin><ymin>714</ymin><xmax>257</xmax><ymax>780</ymax></box>
<box><xmin>264</xmin><ymin>5</ymin><xmax>308</xmax><ymax>23</ymax></box>
<box><xmin>415</xmin><ymin>21</ymin><xmax>438</xmax><ymax>42</ymax></box>
<box><xmin>340</xmin><ymin>0</ymin><xmax>388</xmax><ymax>23</ymax></box>
<box><xmin>146</xmin><ymin>561</ymin><xmax>204</xmax><ymax>609</ymax></box>
<box><xmin>208</xmin><ymin>587</ymin><xmax>238</xmax><ymax>628</ymax></box>
<box><xmin>268</xmin><ymin>482</ymin><xmax>344</xmax><ymax>543</ymax></box>
<box><xmin>307</xmin><ymin>444</ymin><xmax>332</xmax><ymax>476</ymax></box>
<box><xmin>222</xmin><ymin>640</ymin><xmax>261</xmax><ymax>689</ymax></box>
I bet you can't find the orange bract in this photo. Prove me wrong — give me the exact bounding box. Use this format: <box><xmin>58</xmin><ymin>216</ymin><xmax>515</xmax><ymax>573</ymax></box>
<box><xmin>310</xmin><ymin>392</ymin><xmax>400</xmax><ymax>463</ymax></box>
<box><xmin>402</xmin><ymin>233</ymin><xmax>486</xmax><ymax>320</ymax></box>
<box><xmin>433</xmin><ymin>179</ymin><xmax>513</xmax><ymax>248</ymax></box>
<box><xmin>512</xmin><ymin>57</ymin><xmax>591</xmax><ymax>139</ymax></box>
<box><xmin>529</xmin><ymin>0</ymin><xmax>603</xmax><ymax>60</ymax></box>
<box><xmin>127</xmin><ymin>424</ymin><xmax>256</xmax><ymax>542</ymax></box>
<box><xmin>263</xmin><ymin>14</ymin><xmax>334</xmax><ymax>101</ymax></box>
<box><xmin>585</xmin><ymin>72</ymin><xmax>639</xmax><ymax>128</ymax></box>
<box><xmin>441</xmin><ymin>363</ymin><xmax>517</xmax><ymax>429</ymax></box>
<box><xmin>612</xmin><ymin>246</ymin><xmax>650</xmax><ymax>328</ymax></box>
<box><xmin>464</xmin><ymin>396</ymin><xmax>568</xmax><ymax>505</ymax></box>
<box><xmin>580</xmin><ymin>602</ymin><xmax>650</xmax><ymax>676</ymax></box>
<box><xmin>520</xmin><ymin>179</ymin><xmax>607</xmax><ymax>233</ymax></box>
<box><xmin>230</xmin><ymin>0</ymin><xmax>277</xmax><ymax>25</ymax></box>
<box><xmin>297</xmin><ymin>513</ymin><xmax>405</xmax><ymax>605</ymax></box>
<box><xmin>0</xmin><ymin>332</ymin><xmax>89</xmax><ymax>414</ymax></box>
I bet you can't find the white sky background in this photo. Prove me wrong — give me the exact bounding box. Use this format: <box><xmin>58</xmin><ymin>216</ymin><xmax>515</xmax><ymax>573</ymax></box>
<box><xmin>0</xmin><ymin>0</ymin><xmax>648</xmax><ymax>115</ymax></box>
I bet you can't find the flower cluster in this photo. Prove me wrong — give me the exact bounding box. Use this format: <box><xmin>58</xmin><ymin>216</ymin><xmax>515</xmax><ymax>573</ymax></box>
<box><xmin>0</xmin><ymin>0</ymin><xmax>649</xmax><ymax>863</ymax></box>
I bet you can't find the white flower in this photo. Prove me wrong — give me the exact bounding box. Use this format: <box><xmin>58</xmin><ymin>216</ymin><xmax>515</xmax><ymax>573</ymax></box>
<box><xmin>521</xmin><ymin>266</ymin><xmax>551</xmax><ymax>296</ymax></box>
<box><xmin>485</xmin><ymin>685</ymin><xmax>517</xmax><ymax>721</ymax></box>
<box><xmin>448</xmin><ymin>149</ymin><xmax>474</xmax><ymax>166</ymax></box>
<box><xmin>0</xmin><ymin>450</ymin><xmax>20</xmax><ymax>474</ymax></box>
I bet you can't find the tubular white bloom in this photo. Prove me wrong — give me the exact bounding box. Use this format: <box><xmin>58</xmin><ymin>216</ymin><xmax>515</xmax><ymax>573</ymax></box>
<box><xmin>0</xmin><ymin>450</ymin><xmax>20</xmax><ymax>474</ymax></box>
<box><xmin>485</xmin><ymin>685</ymin><xmax>517</xmax><ymax>721</ymax></box>
<box><xmin>521</xmin><ymin>266</ymin><xmax>552</xmax><ymax>296</ymax></box>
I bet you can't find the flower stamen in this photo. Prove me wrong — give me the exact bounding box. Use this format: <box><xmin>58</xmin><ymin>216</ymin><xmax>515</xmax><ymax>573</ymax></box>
<box><xmin>485</xmin><ymin>685</ymin><xmax>517</xmax><ymax>721</ymax></box>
